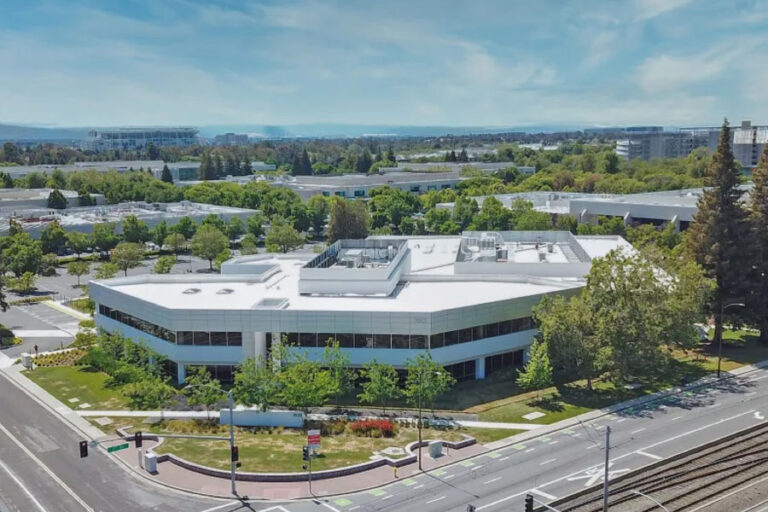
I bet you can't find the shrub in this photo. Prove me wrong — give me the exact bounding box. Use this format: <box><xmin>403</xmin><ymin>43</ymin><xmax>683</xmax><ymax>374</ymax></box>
<box><xmin>79</xmin><ymin>319</ymin><xmax>95</xmax><ymax>329</ymax></box>
<box><xmin>9</xmin><ymin>296</ymin><xmax>54</xmax><ymax>305</ymax></box>
<box><xmin>322</xmin><ymin>420</ymin><xmax>347</xmax><ymax>436</ymax></box>
<box><xmin>349</xmin><ymin>419</ymin><xmax>397</xmax><ymax>438</ymax></box>
<box><xmin>104</xmin><ymin>362</ymin><xmax>147</xmax><ymax>388</ymax></box>
<box><xmin>121</xmin><ymin>378</ymin><xmax>176</xmax><ymax>409</ymax></box>
<box><xmin>70</xmin><ymin>330</ymin><xmax>97</xmax><ymax>347</ymax></box>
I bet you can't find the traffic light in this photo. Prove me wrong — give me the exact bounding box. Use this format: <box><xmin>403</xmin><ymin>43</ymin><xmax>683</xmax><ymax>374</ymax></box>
<box><xmin>525</xmin><ymin>494</ymin><xmax>534</xmax><ymax>512</ymax></box>
<box><xmin>79</xmin><ymin>440</ymin><xmax>88</xmax><ymax>458</ymax></box>
<box><xmin>135</xmin><ymin>431</ymin><xmax>143</xmax><ymax>448</ymax></box>
<box><xmin>231</xmin><ymin>446</ymin><xmax>239</xmax><ymax>462</ymax></box>
<box><xmin>302</xmin><ymin>446</ymin><xmax>310</xmax><ymax>462</ymax></box>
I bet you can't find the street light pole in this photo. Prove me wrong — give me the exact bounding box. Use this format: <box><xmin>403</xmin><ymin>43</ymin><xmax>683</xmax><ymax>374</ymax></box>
<box><xmin>417</xmin><ymin>370</ymin><xmax>423</xmax><ymax>471</ymax></box>
<box><xmin>717</xmin><ymin>301</ymin><xmax>745</xmax><ymax>378</ymax></box>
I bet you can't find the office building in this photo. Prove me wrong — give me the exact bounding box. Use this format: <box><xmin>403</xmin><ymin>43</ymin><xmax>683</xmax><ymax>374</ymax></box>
<box><xmin>213</xmin><ymin>133</ymin><xmax>249</xmax><ymax>146</ymax></box>
<box><xmin>82</xmin><ymin>128</ymin><xmax>199</xmax><ymax>151</ymax></box>
<box><xmin>90</xmin><ymin>231</ymin><xmax>632</xmax><ymax>384</ymax></box>
<box><xmin>732</xmin><ymin>120</ymin><xmax>768</xmax><ymax>169</ymax></box>
<box><xmin>0</xmin><ymin>188</ymin><xmax>104</xmax><ymax>215</ymax></box>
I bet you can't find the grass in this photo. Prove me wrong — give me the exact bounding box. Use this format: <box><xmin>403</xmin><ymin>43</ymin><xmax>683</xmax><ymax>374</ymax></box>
<box><xmin>23</xmin><ymin>365</ymin><xmax>128</xmax><ymax>409</ymax></box>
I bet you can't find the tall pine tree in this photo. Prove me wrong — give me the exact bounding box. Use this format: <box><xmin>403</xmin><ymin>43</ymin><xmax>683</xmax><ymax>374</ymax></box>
<box><xmin>747</xmin><ymin>142</ymin><xmax>768</xmax><ymax>343</ymax></box>
<box><xmin>161</xmin><ymin>164</ymin><xmax>173</xmax><ymax>183</ymax></box>
<box><xmin>684</xmin><ymin>119</ymin><xmax>751</xmax><ymax>346</ymax></box>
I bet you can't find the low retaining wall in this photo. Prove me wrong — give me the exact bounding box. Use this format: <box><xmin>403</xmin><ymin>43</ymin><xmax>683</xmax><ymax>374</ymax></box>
<box><xmin>116</xmin><ymin>427</ymin><xmax>475</xmax><ymax>482</ymax></box>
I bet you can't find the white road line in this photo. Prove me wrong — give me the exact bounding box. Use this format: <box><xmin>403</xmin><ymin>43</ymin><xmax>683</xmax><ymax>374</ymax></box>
<box><xmin>255</xmin><ymin>506</ymin><xmax>291</xmax><ymax>512</ymax></box>
<box><xmin>631</xmin><ymin>428</ymin><xmax>646</xmax><ymax>434</ymax></box>
<box><xmin>0</xmin><ymin>458</ymin><xmax>48</xmax><ymax>512</ymax></box>
<box><xmin>549</xmin><ymin>440</ymin><xmax>559</xmax><ymax>445</ymax></box>
<box><xmin>319</xmin><ymin>502</ymin><xmax>342</xmax><ymax>512</ymax></box>
<box><xmin>483</xmin><ymin>477</ymin><xmax>502</xmax><ymax>485</ymax></box>
<box><xmin>381</xmin><ymin>495</ymin><xmax>393</xmax><ymax>500</ymax></box>
<box><xmin>540</xmin><ymin>458</ymin><xmax>557</xmax><ymax>466</ymax></box>
<box><xmin>636</xmin><ymin>450</ymin><xmax>663</xmax><ymax>460</ymax></box>
<box><xmin>671</xmin><ymin>416</ymin><xmax>682</xmax><ymax>421</ymax></box>
<box><xmin>445</xmin><ymin>474</ymin><xmax>456</xmax><ymax>480</ymax></box>
<box><xmin>348</xmin><ymin>507</ymin><xmax>360</xmax><ymax>512</ymax></box>
<box><xmin>499</xmin><ymin>456</ymin><xmax>510</xmax><ymax>461</ymax></box>
<box><xmin>426</xmin><ymin>496</ymin><xmax>446</xmax><ymax>504</ymax></box>
<box><xmin>199</xmin><ymin>501</ymin><xmax>240</xmax><ymax>512</ymax></box>
<box><xmin>0</xmin><ymin>422</ymin><xmax>95</xmax><ymax>512</ymax></box>
<box><xmin>586</xmin><ymin>444</ymin><xmax>598</xmax><ymax>450</ymax></box>
<box><xmin>530</xmin><ymin>489</ymin><xmax>557</xmax><ymax>500</ymax></box>
<box><xmin>617</xmin><ymin>418</ymin><xmax>627</xmax><ymax>423</ymax></box>
<box><xmin>750</xmin><ymin>374</ymin><xmax>768</xmax><ymax>381</ymax></box>
<box><xmin>524</xmin><ymin>448</ymin><xmax>535</xmax><ymax>453</ymax></box>
<box><xmin>414</xmin><ymin>484</ymin><xmax>424</xmax><ymax>490</ymax></box>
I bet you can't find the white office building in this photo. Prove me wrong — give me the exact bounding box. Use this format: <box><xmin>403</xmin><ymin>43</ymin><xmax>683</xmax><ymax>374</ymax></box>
<box><xmin>82</xmin><ymin>128</ymin><xmax>199</xmax><ymax>151</ymax></box>
<box><xmin>90</xmin><ymin>232</ymin><xmax>632</xmax><ymax>384</ymax></box>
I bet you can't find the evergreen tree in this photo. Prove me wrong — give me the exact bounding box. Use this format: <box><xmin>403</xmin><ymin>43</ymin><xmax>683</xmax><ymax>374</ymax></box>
<box><xmin>214</xmin><ymin>154</ymin><xmax>224</xmax><ymax>178</ymax></box>
<box><xmin>458</xmin><ymin>148</ymin><xmax>469</xmax><ymax>162</ymax></box>
<box><xmin>747</xmin><ymin>142</ymin><xmax>768</xmax><ymax>343</ymax></box>
<box><xmin>225</xmin><ymin>155</ymin><xmax>239</xmax><ymax>176</ymax></box>
<box><xmin>161</xmin><ymin>164</ymin><xmax>174</xmax><ymax>184</ymax></box>
<box><xmin>516</xmin><ymin>340</ymin><xmax>553</xmax><ymax>398</ymax></box>
<box><xmin>684</xmin><ymin>120</ymin><xmax>752</xmax><ymax>347</ymax></box>
<box><xmin>386</xmin><ymin>145</ymin><xmax>396</xmax><ymax>163</ymax></box>
<box><xmin>354</xmin><ymin>150</ymin><xmax>373</xmax><ymax>174</ymax></box>
<box><xmin>240</xmin><ymin>157</ymin><xmax>252</xmax><ymax>175</ymax></box>
<box><xmin>300</xmin><ymin>149</ymin><xmax>313</xmax><ymax>175</ymax></box>
<box><xmin>47</xmin><ymin>189</ymin><xmax>67</xmax><ymax>209</ymax></box>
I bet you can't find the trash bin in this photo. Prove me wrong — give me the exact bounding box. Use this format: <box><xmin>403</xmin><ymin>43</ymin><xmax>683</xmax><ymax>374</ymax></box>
<box><xmin>21</xmin><ymin>353</ymin><xmax>33</xmax><ymax>370</ymax></box>
<box><xmin>144</xmin><ymin>450</ymin><xmax>157</xmax><ymax>474</ymax></box>
<box><xmin>428</xmin><ymin>440</ymin><xmax>443</xmax><ymax>458</ymax></box>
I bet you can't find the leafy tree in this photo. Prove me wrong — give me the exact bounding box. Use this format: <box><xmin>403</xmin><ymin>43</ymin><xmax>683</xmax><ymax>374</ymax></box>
<box><xmin>451</xmin><ymin>196</ymin><xmax>479</xmax><ymax>230</ymax></box>
<box><xmin>160</xmin><ymin>164</ymin><xmax>173</xmax><ymax>184</ymax></box>
<box><xmin>265</xmin><ymin>220</ymin><xmax>304</xmax><ymax>253</ymax></box>
<box><xmin>470</xmin><ymin>196</ymin><xmax>514</xmax><ymax>230</ymax></box>
<box><xmin>94</xmin><ymin>262</ymin><xmax>119</xmax><ymax>280</ymax></box>
<box><xmin>2</xmin><ymin>233</ymin><xmax>42</xmax><ymax>276</ymax></box>
<box><xmin>190</xmin><ymin>224</ymin><xmax>229</xmax><ymax>270</ymax></box>
<box><xmin>150</xmin><ymin>221</ymin><xmax>169</xmax><ymax>248</ymax></box>
<box><xmin>322</xmin><ymin>339</ymin><xmax>353</xmax><ymax>405</ymax></box>
<box><xmin>279</xmin><ymin>350</ymin><xmax>338</xmax><ymax>412</ymax></box>
<box><xmin>200</xmin><ymin>213</ymin><xmax>227</xmax><ymax>234</ymax></box>
<box><xmin>40</xmin><ymin>220</ymin><xmax>67</xmax><ymax>254</ymax></box>
<box><xmin>246</xmin><ymin>213</ymin><xmax>265</xmax><ymax>238</ymax></box>
<box><xmin>358</xmin><ymin>360</ymin><xmax>401</xmax><ymax>413</ymax></box>
<box><xmin>516</xmin><ymin>340</ymin><xmax>553</xmax><ymax>397</ymax></box>
<box><xmin>91</xmin><ymin>222</ymin><xmax>120</xmax><ymax>253</ymax></box>
<box><xmin>171</xmin><ymin>216</ymin><xmax>197</xmax><ymax>239</ymax></box>
<box><xmin>67</xmin><ymin>260</ymin><xmax>90</xmax><ymax>286</ymax></box>
<box><xmin>306</xmin><ymin>195</ymin><xmax>330</xmax><ymax>237</ymax></box>
<box><xmin>47</xmin><ymin>168</ymin><xmax>67</xmax><ymax>189</ymax></box>
<box><xmin>122</xmin><ymin>377</ymin><xmax>175</xmax><ymax>410</ymax></box>
<box><xmin>153</xmin><ymin>255</ymin><xmax>176</xmax><ymax>274</ymax></box>
<box><xmin>9</xmin><ymin>272</ymin><xmax>37</xmax><ymax>293</ymax></box>
<box><xmin>0</xmin><ymin>171</ymin><xmax>14</xmax><ymax>188</ymax></box>
<box><xmin>291</xmin><ymin>149</ymin><xmax>313</xmax><ymax>176</ymax></box>
<box><xmin>111</xmin><ymin>242</ymin><xmax>144</xmax><ymax>276</ymax></box>
<box><xmin>213</xmin><ymin>248</ymin><xmax>231</xmax><ymax>270</ymax></box>
<box><xmin>0</xmin><ymin>277</ymin><xmax>7</xmax><ymax>312</ymax></box>
<box><xmin>66</xmin><ymin>231</ymin><xmax>90</xmax><ymax>258</ymax></box>
<box><xmin>146</xmin><ymin>141</ymin><xmax>160</xmax><ymax>160</ymax></box>
<box><xmin>327</xmin><ymin>199</ymin><xmax>370</xmax><ymax>243</ymax></box>
<box><xmin>39</xmin><ymin>253</ymin><xmax>59</xmax><ymax>276</ymax></box>
<box><xmin>748</xmin><ymin>142</ymin><xmax>768</xmax><ymax>343</ymax></box>
<box><xmin>77</xmin><ymin>189</ymin><xmax>95</xmax><ymax>206</ymax></box>
<box><xmin>403</xmin><ymin>352</ymin><xmax>456</xmax><ymax>412</ymax></box>
<box><xmin>684</xmin><ymin>120</ymin><xmax>752</xmax><ymax>347</ymax></box>
<box><xmin>233</xmin><ymin>356</ymin><xmax>282</xmax><ymax>411</ymax></box>
<box><xmin>47</xmin><ymin>188</ymin><xmax>68</xmax><ymax>209</ymax></box>
<box><xmin>240</xmin><ymin>233</ymin><xmax>259</xmax><ymax>254</ymax></box>
<box><xmin>163</xmin><ymin>232</ymin><xmax>187</xmax><ymax>255</ymax></box>
<box><xmin>226</xmin><ymin>216</ymin><xmax>244</xmax><ymax>241</ymax></box>
<box><xmin>355</xmin><ymin>150</ymin><xmax>373</xmax><ymax>174</ymax></box>
<box><xmin>184</xmin><ymin>366</ymin><xmax>224</xmax><ymax>418</ymax></box>
<box><xmin>121</xmin><ymin>215</ymin><xmax>150</xmax><ymax>244</ymax></box>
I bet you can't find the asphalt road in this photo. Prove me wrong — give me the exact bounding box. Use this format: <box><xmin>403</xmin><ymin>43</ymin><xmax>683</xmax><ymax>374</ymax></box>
<box><xmin>1</xmin><ymin>363</ymin><xmax>768</xmax><ymax>512</ymax></box>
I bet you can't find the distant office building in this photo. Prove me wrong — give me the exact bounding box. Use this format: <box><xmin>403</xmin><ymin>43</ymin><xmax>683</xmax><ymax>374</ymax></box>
<box><xmin>732</xmin><ymin>120</ymin><xmax>768</xmax><ymax>169</ymax></box>
<box><xmin>82</xmin><ymin>128</ymin><xmax>199</xmax><ymax>151</ymax></box>
<box><xmin>615</xmin><ymin>128</ymin><xmax>710</xmax><ymax>162</ymax></box>
<box><xmin>0</xmin><ymin>188</ymin><xmax>104</xmax><ymax>215</ymax></box>
<box><xmin>213</xmin><ymin>133</ymin><xmax>249</xmax><ymax>146</ymax></box>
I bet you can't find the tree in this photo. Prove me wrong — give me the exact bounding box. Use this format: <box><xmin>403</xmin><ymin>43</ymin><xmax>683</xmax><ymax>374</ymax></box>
<box><xmin>0</xmin><ymin>276</ymin><xmax>8</xmax><ymax>312</ymax></box>
<box><xmin>39</xmin><ymin>253</ymin><xmax>59</xmax><ymax>276</ymax></box>
<box><xmin>306</xmin><ymin>195</ymin><xmax>330</xmax><ymax>237</ymax></box>
<box><xmin>327</xmin><ymin>199</ymin><xmax>370</xmax><ymax>243</ymax></box>
<box><xmin>163</xmin><ymin>232</ymin><xmax>187</xmax><ymax>255</ymax></box>
<box><xmin>291</xmin><ymin>149</ymin><xmax>313</xmax><ymax>176</ymax></box>
<box><xmin>747</xmin><ymin>142</ymin><xmax>768</xmax><ymax>343</ymax></box>
<box><xmin>153</xmin><ymin>255</ymin><xmax>176</xmax><ymax>274</ymax></box>
<box><xmin>279</xmin><ymin>354</ymin><xmax>339</xmax><ymax>412</ymax></box>
<box><xmin>122</xmin><ymin>377</ymin><xmax>175</xmax><ymax>410</ymax></box>
<box><xmin>121</xmin><ymin>215</ymin><xmax>150</xmax><ymax>244</ymax></box>
<box><xmin>403</xmin><ymin>353</ymin><xmax>456</xmax><ymax>412</ymax></box>
<box><xmin>199</xmin><ymin>153</ymin><xmax>216</xmax><ymax>180</ymax></box>
<box><xmin>246</xmin><ymin>213</ymin><xmax>265</xmax><ymax>238</ymax></box>
<box><xmin>265</xmin><ymin>220</ymin><xmax>304</xmax><ymax>253</ymax></box>
<box><xmin>213</xmin><ymin>249</ymin><xmax>231</xmax><ymax>270</ymax></box>
<box><xmin>458</xmin><ymin>148</ymin><xmax>469</xmax><ymax>162</ymax></box>
<box><xmin>67</xmin><ymin>260</ymin><xmax>90</xmax><ymax>286</ymax></box>
<box><xmin>232</xmin><ymin>357</ymin><xmax>282</xmax><ymax>411</ymax></box>
<box><xmin>684</xmin><ymin>120</ymin><xmax>752</xmax><ymax>348</ymax></box>
<box><xmin>10</xmin><ymin>272</ymin><xmax>37</xmax><ymax>293</ymax></box>
<box><xmin>355</xmin><ymin>150</ymin><xmax>373</xmax><ymax>174</ymax></box>
<box><xmin>358</xmin><ymin>360</ymin><xmax>401</xmax><ymax>413</ymax></box>
<box><xmin>240</xmin><ymin>233</ymin><xmax>259</xmax><ymax>254</ymax></box>
<box><xmin>40</xmin><ymin>220</ymin><xmax>67</xmax><ymax>254</ymax></box>
<box><xmin>91</xmin><ymin>222</ymin><xmax>120</xmax><ymax>253</ymax></box>
<box><xmin>200</xmin><ymin>213</ymin><xmax>227</xmax><ymax>234</ymax></box>
<box><xmin>47</xmin><ymin>189</ymin><xmax>68</xmax><ymax>209</ymax></box>
<box><xmin>161</xmin><ymin>164</ymin><xmax>173</xmax><ymax>184</ymax></box>
<box><xmin>111</xmin><ymin>242</ymin><xmax>144</xmax><ymax>276</ymax></box>
<box><xmin>183</xmin><ymin>366</ymin><xmax>224</xmax><ymax>418</ymax></box>
<box><xmin>226</xmin><ymin>216</ymin><xmax>244</xmax><ymax>241</ymax></box>
<box><xmin>0</xmin><ymin>171</ymin><xmax>14</xmax><ymax>188</ymax></box>
<box><xmin>516</xmin><ymin>340</ymin><xmax>553</xmax><ymax>398</ymax></box>
<box><xmin>2</xmin><ymin>233</ymin><xmax>42</xmax><ymax>277</ymax></box>
<box><xmin>171</xmin><ymin>216</ymin><xmax>197</xmax><ymax>239</ymax></box>
<box><xmin>451</xmin><ymin>196</ymin><xmax>479</xmax><ymax>230</ymax></box>
<box><xmin>190</xmin><ymin>224</ymin><xmax>229</xmax><ymax>270</ymax></box>
<box><xmin>48</xmin><ymin>168</ymin><xmax>67</xmax><ymax>189</ymax></box>
<box><xmin>94</xmin><ymin>262</ymin><xmax>119</xmax><ymax>280</ymax></box>
<box><xmin>322</xmin><ymin>339</ymin><xmax>353</xmax><ymax>405</ymax></box>
<box><xmin>66</xmin><ymin>231</ymin><xmax>90</xmax><ymax>259</ymax></box>
<box><xmin>146</xmin><ymin>141</ymin><xmax>160</xmax><ymax>160</ymax></box>
<box><xmin>150</xmin><ymin>221</ymin><xmax>169</xmax><ymax>248</ymax></box>
<box><xmin>77</xmin><ymin>189</ymin><xmax>95</xmax><ymax>206</ymax></box>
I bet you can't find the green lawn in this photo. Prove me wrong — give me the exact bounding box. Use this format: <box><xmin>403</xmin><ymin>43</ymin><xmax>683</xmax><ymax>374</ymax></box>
<box><xmin>23</xmin><ymin>365</ymin><xmax>128</xmax><ymax>409</ymax></box>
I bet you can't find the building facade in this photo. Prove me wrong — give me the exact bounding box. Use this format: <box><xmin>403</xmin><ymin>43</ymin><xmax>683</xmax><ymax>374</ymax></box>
<box><xmin>82</xmin><ymin>128</ymin><xmax>199</xmax><ymax>151</ymax></box>
<box><xmin>90</xmin><ymin>232</ymin><xmax>632</xmax><ymax>384</ymax></box>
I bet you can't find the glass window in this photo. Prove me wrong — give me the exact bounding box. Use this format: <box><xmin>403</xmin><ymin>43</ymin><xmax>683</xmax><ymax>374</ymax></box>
<box><xmin>227</xmin><ymin>332</ymin><xmax>242</xmax><ymax>346</ymax></box>
<box><xmin>354</xmin><ymin>334</ymin><xmax>373</xmax><ymax>348</ymax></box>
<box><xmin>473</xmin><ymin>325</ymin><xmax>485</xmax><ymax>341</ymax></box>
<box><xmin>193</xmin><ymin>332</ymin><xmax>210</xmax><ymax>345</ymax></box>
<box><xmin>410</xmin><ymin>335</ymin><xmax>427</xmax><ymax>349</ymax></box>
<box><xmin>336</xmin><ymin>333</ymin><xmax>353</xmax><ymax>348</ymax></box>
<box><xmin>373</xmin><ymin>334</ymin><xmax>391</xmax><ymax>349</ymax></box>
<box><xmin>444</xmin><ymin>330</ymin><xmax>458</xmax><ymax>346</ymax></box>
<box><xmin>392</xmin><ymin>334</ymin><xmax>409</xmax><ymax>349</ymax></box>
<box><xmin>317</xmin><ymin>334</ymin><xmax>335</xmax><ymax>347</ymax></box>
<box><xmin>486</xmin><ymin>322</ymin><xmax>500</xmax><ymax>337</ymax></box>
<box><xmin>299</xmin><ymin>333</ymin><xmax>317</xmax><ymax>347</ymax></box>
<box><xmin>210</xmin><ymin>332</ymin><xmax>228</xmax><ymax>345</ymax></box>
<box><xmin>499</xmin><ymin>320</ymin><xmax>513</xmax><ymax>335</ymax></box>
<box><xmin>459</xmin><ymin>328</ymin><xmax>473</xmax><ymax>343</ymax></box>
<box><xmin>286</xmin><ymin>332</ymin><xmax>299</xmax><ymax>345</ymax></box>
<box><xmin>429</xmin><ymin>333</ymin><xmax>444</xmax><ymax>349</ymax></box>
<box><xmin>178</xmin><ymin>331</ymin><xmax>194</xmax><ymax>345</ymax></box>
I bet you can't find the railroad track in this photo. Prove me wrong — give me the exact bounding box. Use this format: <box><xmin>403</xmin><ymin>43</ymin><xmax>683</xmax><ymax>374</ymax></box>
<box><xmin>548</xmin><ymin>422</ymin><xmax>768</xmax><ymax>512</ymax></box>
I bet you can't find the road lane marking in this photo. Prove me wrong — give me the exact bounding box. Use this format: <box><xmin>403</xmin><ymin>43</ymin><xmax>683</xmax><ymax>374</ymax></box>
<box><xmin>549</xmin><ymin>440</ymin><xmax>559</xmax><ymax>445</ymax></box>
<box><xmin>414</xmin><ymin>484</ymin><xmax>424</xmax><ymax>489</ymax></box>
<box><xmin>499</xmin><ymin>456</ymin><xmax>510</xmax><ymax>461</ymax></box>
<box><xmin>401</xmin><ymin>478</ymin><xmax>418</xmax><ymax>487</ymax></box>
<box><xmin>426</xmin><ymin>496</ymin><xmax>445</xmax><ymax>504</ymax></box>
<box><xmin>483</xmin><ymin>477</ymin><xmax>501</xmax><ymax>485</ymax></box>
<box><xmin>756</xmin><ymin>412</ymin><xmax>765</xmax><ymax>420</ymax></box>
<box><xmin>636</xmin><ymin>450</ymin><xmax>663</xmax><ymax>460</ymax></box>
<box><xmin>199</xmin><ymin>502</ymin><xmax>241</xmax><ymax>512</ymax></box>
<box><xmin>586</xmin><ymin>444</ymin><xmax>598</xmax><ymax>450</ymax></box>
<box><xmin>524</xmin><ymin>448</ymin><xmax>535</xmax><ymax>453</ymax></box>
<box><xmin>631</xmin><ymin>428</ymin><xmax>645</xmax><ymax>434</ymax></box>
<box><xmin>0</xmin><ymin>458</ymin><xmax>48</xmax><ymax>512</ymax></box>
<box><xmin>0</xmin><ymin>422</ymin><xmax>95</xmax><ymax>512</ymax></box>
<box><xmin>381</xmin><ymin>495</ymin><xmax>393</xmax><ymax>500</ymax></box>
<box><xmin>319</xmin><ymin>502</ymin><xmax>342</xmax><ymax>512</ymax></box>
<box><xmin>617</xmin><ymin>418</ymin><xmax>627</xmax><ymax>423</ymax></box>
<box><xmin>540</xmin><ymin>458</ymin><xmax>557</xmax><ymax>466</ymax></box>
<box><xmin>671</xmin><ymin>416</ymin><xmax>682</xmax><ymax>421</ymax></box>
<box><xmin>445</xmin><ymin>474</ymin><xmax>456</xmax><ymax>480</ymax></box>
<box><xmin>368</xmin><ymin>489</ymin><xmax>386</xmax><ymax>496</ymax></box>
<box><xmin>750</xmin><ymin>374</ymin><xmax>768</xmax><ymax>381</ymax></box>
<box><xmin>530</xmin><ymin>489</ymin><xmax>557</xmax><ymax>500</ymax></box>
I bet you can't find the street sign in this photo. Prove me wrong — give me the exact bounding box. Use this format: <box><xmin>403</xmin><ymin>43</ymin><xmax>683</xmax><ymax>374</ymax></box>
<box><xmin>107</xmin><ymin>443</ymin><xmax>130</xmax><ymax>453</ymax></box>
<box><xmin>307</xmin><ymin>429</ymin><xmax>321</xmax><ymax>449</ymax></box>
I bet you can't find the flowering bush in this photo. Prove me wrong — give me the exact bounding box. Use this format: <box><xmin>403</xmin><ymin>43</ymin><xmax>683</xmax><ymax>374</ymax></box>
<box><xmin>349</xmin><ymin>419</ymin><xmax>397</xmax><ymax>438</ymax></box>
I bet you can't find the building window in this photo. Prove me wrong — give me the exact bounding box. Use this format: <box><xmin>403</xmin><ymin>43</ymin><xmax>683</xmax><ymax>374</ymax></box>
<box><xmin>392</xmin><ymin>334</ymin><xmax>409</xmax><ymax>349</ymax></box>
<box><xmin>410</xmin><ymin>335</ymin><xmax>427</xmax><ymax>349</ymax></box>
<box><xmin>373</xmin><ymin>334</ymin><xmax>391</xmax><ymax>349</ymax></box>
<box><xmin>429</xmin><ymin>333</ymin><xmax>444</xmax><ymax>349</ymax></box>
<box><xmin>354</xmin><ymin>334</ymin><xmax>373</xmax><ymax>348</ymax></box>
<box><xmin>193</xmin><ymin>332</ymin><xmax>210</xmax><ymax>345</ymax></box>
<box><xmin>299</xmin><ymin>333</ymin><xmax>317</xmax><ymax>347</ymax></box>
<box><xmin>336</xmin><ymin>333</ymin><xmax>353</xmax><ymax>348</ymax></box>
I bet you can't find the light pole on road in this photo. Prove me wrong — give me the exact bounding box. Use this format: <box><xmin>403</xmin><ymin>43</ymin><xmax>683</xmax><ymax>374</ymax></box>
<box><xmin>417</xmin><ymin>370</ymin><xmax>442</xmax><ymax>471</ymax></box>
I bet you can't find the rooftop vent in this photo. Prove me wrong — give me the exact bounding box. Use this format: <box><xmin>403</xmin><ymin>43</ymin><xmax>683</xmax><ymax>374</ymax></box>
<box><xmin>216</xmin><ymin>288</ymin><xmax>234</xmax><ymax>295</ymax></box>
<box><xmin>253</xmin><ymin>297</ymin><xmax>289</xmax><ymax>309</ymax></box>
<box><xmin>183</xmin><ymin>288</ymin><xmax>201</xmax><ymax>294</ymax></box>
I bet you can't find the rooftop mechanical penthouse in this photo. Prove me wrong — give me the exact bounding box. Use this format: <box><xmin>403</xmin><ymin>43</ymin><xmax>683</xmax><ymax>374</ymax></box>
<box><xmin>90</xmin><ymin>232</ymin><xmax>632</xmax><ymax>384</ymax></box>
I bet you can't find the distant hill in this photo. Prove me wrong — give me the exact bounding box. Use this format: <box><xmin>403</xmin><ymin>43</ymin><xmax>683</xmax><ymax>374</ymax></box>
<box><xmin>0</xmin><ymin>124</ymin><xmax>90</xmax><ymax>141</ymax></box>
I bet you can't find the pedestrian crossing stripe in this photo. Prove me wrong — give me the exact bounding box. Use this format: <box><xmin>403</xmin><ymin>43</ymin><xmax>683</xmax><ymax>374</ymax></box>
<box><xmin>401</xmin><ymin>478</ymin><xmax>418</xmax><ymax>486</ymax></box>
<box><xmin>369</xmin><ymin>489</ymin><xmax>387</xmax><ymax>496</ymax></box>
<box><xmin>459</xmin><ymin>460</ymin><xmax>475</xmax><ymax>467</ymax></box>
<box><xmin>333</xmin><ymin>498</ymin><xmax>354</xmax><ymax>507</ymax></box>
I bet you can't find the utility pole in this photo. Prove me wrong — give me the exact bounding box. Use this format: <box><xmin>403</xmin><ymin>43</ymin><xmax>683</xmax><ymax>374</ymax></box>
<box><xmin>603</xmin><ymin>426</ymin><xmax>611</xmax><ymax>512</ymax></box>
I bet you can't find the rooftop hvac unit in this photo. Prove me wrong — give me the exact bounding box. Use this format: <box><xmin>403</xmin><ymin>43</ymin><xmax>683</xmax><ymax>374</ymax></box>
<box><xmin>547</xmin><ymin>243</ymin><xmax>554</xmax><ymax>253</ymax></box>
<box><xmin>387</xmin><ymin>245</ymin><xmax>396</xmax><ymax>260</ymax></box>
<box><xmin>496</xmin><ymin>248</ymin><xmax>508</xmax><ymax>261</ymax></box>
<box><xmin>538</xmin><ymin>251</ymin><xmax>547</xmax><ymax>262</ymax></box>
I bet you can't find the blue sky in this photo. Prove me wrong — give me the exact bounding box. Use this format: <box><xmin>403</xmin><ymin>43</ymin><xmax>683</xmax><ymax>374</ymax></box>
<box><xmin>1</xmin><ymin>0</ymin><xmax>767</xmax><ymax>128</ymax></box>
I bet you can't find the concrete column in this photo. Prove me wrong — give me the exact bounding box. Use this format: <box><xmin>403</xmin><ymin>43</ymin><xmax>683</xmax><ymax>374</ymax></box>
<box><xmin>670</xmin><ymin>215</ymin><xmax>680</xmax><ymax>234</ymax></box>
<box><xmin>254</xmin><ymin>331</ymin><xmax>267</xmax><ymax>360</ymax></box>
<box><xmin>475</xmin><ymin>357</ymin><xmax>486</xmax><ymax>380</ymax></box>
<box><xmin>242</xmin><ymin>331</ymin><xmax>256</xmax><ymax>360</ymax></box>
<box><xmin>177</xmin><ymin>363</ymin><xmax>186</xmax><ymax>384</ymax></box>
<box><xmin>622</xmin><ymin>212</ymin><xmax>633</xmax><ymax>226</ymax></box>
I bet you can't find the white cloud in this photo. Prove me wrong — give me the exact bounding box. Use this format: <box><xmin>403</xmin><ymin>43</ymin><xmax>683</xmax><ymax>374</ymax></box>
<box><xmin>633</xmin><ymin>0</ymin><xmax>694</xmax><ymax>21</ymax></box>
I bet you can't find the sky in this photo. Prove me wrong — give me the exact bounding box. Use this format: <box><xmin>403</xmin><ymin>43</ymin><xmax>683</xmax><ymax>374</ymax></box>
<box><xmin>1</xmin><ymin>0</ymin><xmax>767</xmax><ymax>128</ymax></box>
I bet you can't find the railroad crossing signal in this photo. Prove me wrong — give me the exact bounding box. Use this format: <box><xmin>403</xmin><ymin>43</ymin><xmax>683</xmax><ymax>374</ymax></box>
<box><xmin>134</xmin><ymin>431</ymin><xmax>143</xmax><ymax>448</ymax></box>
<box><xmin>231</xmin><ymin>446</ymin><xmax>239</xmax><ymax>462</ymax></box>
<box><xmin>79</xmin><ymin>440</ymin><xmax>88</xmax><ymax>458</ymax></box>
<box><xmin>525</xmin><ymin>493</ymin><xmax>534</xmax><ymax>512</ymax></box>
